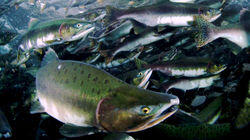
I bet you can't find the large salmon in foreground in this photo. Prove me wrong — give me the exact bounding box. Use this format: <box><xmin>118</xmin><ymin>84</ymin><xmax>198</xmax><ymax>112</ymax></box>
<box><xmin>33</xmin><ymin>48</ymin><xmax>180</xmax><ymax>137</ymax></box>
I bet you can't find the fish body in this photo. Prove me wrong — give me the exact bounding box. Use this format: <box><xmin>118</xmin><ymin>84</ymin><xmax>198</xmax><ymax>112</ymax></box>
<box><xmin>35</xmin><ymin>48</ymin><xmax>179</xmax><ymax>135</ymax></box>
<box><xmin>101</xmin><ymin>29</ymin><xmax>173</xmax><ymax>63</ymax></box>
<box><xmin>147</xmin><ymin>57</ymin><xmax>226</xmax><ymax>77</ymax></box>
<box><xmin>105</xmin><ymin>2</ymin><xmax>221</xmax><ymax>27</ymax></box>
<box><xmin>97</xmin><ymin>20</ymin><xmax>134</xmax><ymax>44</ymax></box>
<box><xmin>194</xmin><ymin>11</ymin><xmax>250</xmax><ymax>48</ymax></box>
<box><xmin>96</xmin><ymin>51</ymin><xmax>141</xmax><ymax>69</ymax></box>
<box><xmin>163</xmin><ymin>74</ymin><xmax>220</xmax><ymax>92</ymax></box>
<box><xmin>19</xmin><ymin>18</ymin><xmax>95</xmax><ymax>51</ymax></box>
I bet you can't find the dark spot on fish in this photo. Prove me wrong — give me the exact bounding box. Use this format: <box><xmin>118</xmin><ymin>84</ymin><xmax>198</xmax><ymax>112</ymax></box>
<box><xmin>81</xmin><ymin>81</ymin><xmax>84</xmax><ymax>86</ymax></box>
<box><xmin>64</xmin><ymin>69</ymin><xmax>68</xmax><ymax>74</ymax></box>
<box><xmin>113</xmin><ymin>93</ymin><xmax>117</xmax><ymax>97</ymax></box>
<box><xmin>80</xmin><ymin>70</ymin><xmax>84</xmax><ymax>74</ymax></box>
<box><xmin>104</xmin><ymin>79</ymin><xmax>109</xmax><ymax>84</ymax></box>
<box><xmin>97</xmin><ymin>90</ymin><xmax>100</xmax><ymax>95</ymax></box>
<box><xmin>82</xmin><ymin>93</ymin><xmax>86</xmax><ymax>99</ymax></box>
<box><xmin>93</xmin><ymin>77</ymin><xmax>98</xmax><ymax>82</ymax></box>
<box><xmin>73</xmin><ymin>67</ymin><xmax>77</xmax><ymax>71</ymax></box>
<box><xmin>108</xmin><ymin>88</ymin><xmax>112</xmax><ymax>93</ymax></box>
<box><xmin>88</xmin><ymin>73</ymin><xmax>91</xmax><ymax>78</ymax></box>
<box><xmin>65</xmin><ymin>79</ymin><xmax>69</xmax><ymax>84</ymax></box>
<box><xmin>73</xmin><ymin>76</ymin><xmax>77</xmax><ymax>83</ymax></box>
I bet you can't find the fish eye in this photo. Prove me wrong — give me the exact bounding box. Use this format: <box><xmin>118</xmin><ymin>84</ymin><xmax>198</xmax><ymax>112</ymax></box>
<box><xmin>141</xmin><ymin>106</ymin><xmax>150</xmax><ymax>114</ymax></box>
<box><xmin>139</xmin><ymin>72</ymin><xmax>143</xmax><ymax>76</ymax></box>
<box><xmin>75</xmin><ymin>23</ymin><xmax>83</xmax><ymax>28</ymax></box>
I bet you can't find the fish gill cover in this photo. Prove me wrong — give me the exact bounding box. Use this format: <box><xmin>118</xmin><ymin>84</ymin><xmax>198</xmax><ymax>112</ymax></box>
<box><xmin>0</xmin><ymin>0</ymin><xmax>249</xmax><ymax>140</ymax></box>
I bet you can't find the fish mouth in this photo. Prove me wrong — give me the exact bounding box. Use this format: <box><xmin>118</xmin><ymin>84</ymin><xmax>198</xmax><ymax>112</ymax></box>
<box><xmin>127</xmin><ymin>97</ymin><xmax>180</xmax><ymax>132</ymax></box>
<box><xmin>71</xmin><ymin>25</ymin><xmax>95</xmax><ymax>41</ymax></box>
<box><xmin>138</xmin><ymin>69</ymin><xmax>153</xmax><ymax>88</ymax></box>
<box><xmin>212</xmin><ymin>65</ymin><xmax>227</xmax><ymax>74</ymax></box>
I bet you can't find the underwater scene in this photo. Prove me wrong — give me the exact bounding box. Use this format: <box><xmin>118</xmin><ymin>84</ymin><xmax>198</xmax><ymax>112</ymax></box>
<box><xmin>0</xmin><ymin>0</ymin><xmax>249</xmax><ymax>139</ymax></box>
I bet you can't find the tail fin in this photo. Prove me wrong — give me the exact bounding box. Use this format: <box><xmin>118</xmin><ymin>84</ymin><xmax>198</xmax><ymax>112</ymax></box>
<box><xmin>104</xmin><ymin>6</ymin><xmax>122</xmax><ymax>25</ymax></box>
<box><xmin>193</xmin><ymin>16</ymin><xmax>218</xmax><ymax>48</ymax></box>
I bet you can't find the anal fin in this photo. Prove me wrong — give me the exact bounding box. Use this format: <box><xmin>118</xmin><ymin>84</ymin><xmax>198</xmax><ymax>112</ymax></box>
<box><xmin>104</xmin><ymin>133</ymin><xmax>135</xmax><ymax>140</ymax></box>
<box><xmin>59</xmin><ymin>124</ymin><xmax>99</xmax><ymax>137</ymax></box>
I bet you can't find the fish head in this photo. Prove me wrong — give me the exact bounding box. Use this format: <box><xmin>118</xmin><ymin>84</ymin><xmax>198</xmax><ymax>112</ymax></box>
<box><xmin>198</xmin><ymin>7</ymin><xmax>221</xmax><ymax>22</ymax></box>
<box><xmin>133</xmin><ymin>68</ymin><xmax>153</xmax><ymax>87</ymax></box>
<box><xmin>96</xmin><ymin>86</ymin><xmax>179</xmax><ymax>132</ymax></box>
<box><xmin>208</xmin><ymin>63</ymin><xmax>227</xmax><ymax>74</ymax></box>
<box><xmin>193</xmin><ymin>16</ymin><xmax>218</xmax><ymax>48</ymax></box>
<box><xmin>59</xmin><ymin>19</ymin><xmax>95</xmax><ymax>41</ymax></box>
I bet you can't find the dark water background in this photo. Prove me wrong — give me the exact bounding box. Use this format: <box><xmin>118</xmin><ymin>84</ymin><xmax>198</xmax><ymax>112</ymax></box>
<box><xmin>0</xmin><ymin>0</ymin><xmax>249</xmax><ymax>139</ymax></box>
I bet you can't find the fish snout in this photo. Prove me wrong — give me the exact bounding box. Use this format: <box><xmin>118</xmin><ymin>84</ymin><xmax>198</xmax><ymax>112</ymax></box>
<box><xmin>163</xmin><ymin>93</ymin><xmax>180</xmax><ymax>114</ymax></box>
<box><xmin>163</xmin><ymin>93</ymin><xmax>180</xmax><ymax>106</ymax></box>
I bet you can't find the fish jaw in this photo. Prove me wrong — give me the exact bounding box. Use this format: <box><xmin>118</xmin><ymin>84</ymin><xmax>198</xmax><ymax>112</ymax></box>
<box><xmin>208</xmin><ymin>64</ymin><xmax>227</xmax><ymax>74</ymax></box>
<box><xmin>69</xmin><ymin>26</ymin><xmax>95</xmax><ymax>41</ymax></box>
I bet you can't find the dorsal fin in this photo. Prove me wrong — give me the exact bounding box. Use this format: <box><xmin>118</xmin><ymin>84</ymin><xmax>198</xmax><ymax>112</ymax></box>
<box><xmin>41</xmin><ymin>48</ymin><xmax>59</xmax><ymax>67</ymax></box>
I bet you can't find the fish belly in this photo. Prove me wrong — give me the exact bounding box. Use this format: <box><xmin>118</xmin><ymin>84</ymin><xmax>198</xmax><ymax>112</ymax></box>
<box><xmin>38</xmin><ymin>92</ymin><xmax>90</xmax><ymax>127</ymax></box>
<box><xmin>156</xmin><ymin>15</ymin><xmax>194</xmax><ymax>26</ymax></box>
<box><xmin>20</xmin><ymin>32</ymin><xmax>58</xmax><ymax>51</ymax></box>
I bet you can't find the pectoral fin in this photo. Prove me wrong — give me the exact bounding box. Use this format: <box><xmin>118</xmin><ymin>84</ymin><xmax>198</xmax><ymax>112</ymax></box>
<box><xmin>104</xmin><ymin>133</ymin><xmax>135</xmax><ymax>140</ymax></box>
<box><xmin>34</xmin><ymin>48</ymin><xmax>43</xmax><ymax>55</ymax></box>
<box><xmin>45</xmin><ymin>39</ymin><xmax>61</xmax><ymax>44</ymax></box>
<box><xmin>30</xmin><ymin>101</ymin><xmax>45</xmax><ymax>114</ymax></box>
<box><xmin>141</xmin><ymin>81</ymin><xmax>150</xmax><ymax>89</ymax></box>
<box><xmin>59</xmin><ymin>124</ymin><xmax>98</xmax><ymax>137</ymax></box>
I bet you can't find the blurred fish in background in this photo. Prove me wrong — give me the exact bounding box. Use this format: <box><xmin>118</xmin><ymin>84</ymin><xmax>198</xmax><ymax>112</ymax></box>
<box><xmin>0</xmin><ymin>0</ymin><xmax>249</xmax><ymax>139</ymax></box>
